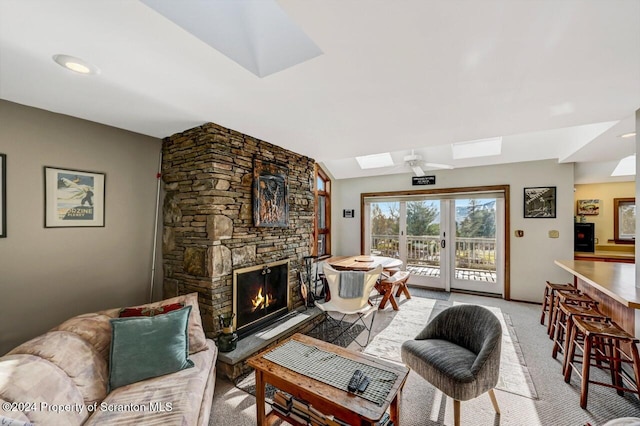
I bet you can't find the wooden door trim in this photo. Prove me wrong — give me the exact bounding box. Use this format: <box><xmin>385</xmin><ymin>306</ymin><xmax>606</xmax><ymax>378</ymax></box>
<box><xmin>360</xmin><ymin>185</ymin><xmax>511</xmax><ymax>300</ymax></box>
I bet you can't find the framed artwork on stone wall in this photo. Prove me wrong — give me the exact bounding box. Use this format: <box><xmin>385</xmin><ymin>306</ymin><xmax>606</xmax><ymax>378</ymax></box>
<box><xmin>253</xmin><ymin>159</ymin><xmax>289</xmax><ymax>227</ymax></box>
<box><xmin>44</xmin><ymin>166</ymin><xmax>106</xmax><ymax>228</ymax></box>
<box><xmin>0</xmin><ymin>153</ymin><xmax>6</xmax><ymax>237</ymax></box>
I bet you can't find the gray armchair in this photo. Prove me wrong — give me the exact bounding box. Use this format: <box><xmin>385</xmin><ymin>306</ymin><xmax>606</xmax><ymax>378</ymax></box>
<box><xmin>401</xmin><ymin>304</ymin><xmax>502</xmax><ymax>426</ymax></box>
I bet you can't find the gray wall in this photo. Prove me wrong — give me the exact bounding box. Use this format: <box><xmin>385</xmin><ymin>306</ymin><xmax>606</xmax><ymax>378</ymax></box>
<box><xmin>331</xmin><ymin>159</ymin><xmax>575</xmax><ymax>303</ymax></box>
<box><xmin>0</xmin><ymin>100</ymin><xmax>162</xmax><ymax>355</ymax></box>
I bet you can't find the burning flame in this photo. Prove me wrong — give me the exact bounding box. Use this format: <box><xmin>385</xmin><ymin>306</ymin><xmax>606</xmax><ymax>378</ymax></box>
<box><xmin>251</xmin><ymin>288</ymin><xmax>275</xmax><ymax>312</ymax></box>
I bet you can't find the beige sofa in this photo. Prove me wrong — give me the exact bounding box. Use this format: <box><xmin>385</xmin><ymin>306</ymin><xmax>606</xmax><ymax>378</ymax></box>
<box><xmin>0</xmin><ymin>293</ymin><xmax>217</xmax><ymax>425</ymax></box>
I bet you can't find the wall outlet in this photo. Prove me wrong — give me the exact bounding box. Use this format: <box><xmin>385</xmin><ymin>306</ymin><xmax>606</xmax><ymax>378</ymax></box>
<box><xmin>549</xmin><ymin>230</ymin><xmax>559</xmax><ymax>238</ymax></box>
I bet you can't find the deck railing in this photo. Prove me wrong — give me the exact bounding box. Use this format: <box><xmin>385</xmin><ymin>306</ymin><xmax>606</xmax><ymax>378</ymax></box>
<box><xmin>370</xmin><ymin>234</ymin><xmax>496</xmax><ymax>271</ymax></box>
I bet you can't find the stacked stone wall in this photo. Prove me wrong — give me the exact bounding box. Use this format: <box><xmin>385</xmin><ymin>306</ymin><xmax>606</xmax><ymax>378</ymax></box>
<box><xmin>161</xmin><ymin>122</ymin><xmax>315</xmax><ymax>336</ymax></box>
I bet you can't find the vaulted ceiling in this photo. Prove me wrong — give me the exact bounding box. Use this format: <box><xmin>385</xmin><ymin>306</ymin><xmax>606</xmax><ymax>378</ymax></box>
<box><xmin>1</xmin><ymin>0</ymin><xmax>638</xmax><ymax>182</ymax></box>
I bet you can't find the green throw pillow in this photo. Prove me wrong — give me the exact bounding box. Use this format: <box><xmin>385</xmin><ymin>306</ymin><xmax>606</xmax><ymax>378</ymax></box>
<box><xmin>108</xmin><ymin>305</ymin><xmax>194</xmax><ymax>390</ymax></box>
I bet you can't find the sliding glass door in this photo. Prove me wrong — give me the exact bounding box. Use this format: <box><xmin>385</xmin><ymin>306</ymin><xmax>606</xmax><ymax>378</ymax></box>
<box><xmin>450</xmin><ymin>197</ymin><xmax>503</xmax><ymax>294</ymax></box>
<box><xmin>366</xmin><ymin>198</ymin><xmax>447</xmax><ymax>289</ymax></box>
<box><xmin>364</xmin><ymin>190</ymin><xmax>505</xmax><ymax>296</ymax></box>
<box><xmin>403</xmin><ymin>199</ymin><xmax>447</xmax><ymax>288</ymax></box>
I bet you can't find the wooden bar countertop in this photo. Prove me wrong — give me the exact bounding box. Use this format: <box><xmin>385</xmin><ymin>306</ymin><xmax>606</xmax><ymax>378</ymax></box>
<box><xmin>555</xmin><ymin>259</ymin><xmax>640</xmax><ymax>309</ymax></box>
<box><xmin>574</xmin><ymin>251</ymin><xmax>635</xmax><ymax>262</ymax></box>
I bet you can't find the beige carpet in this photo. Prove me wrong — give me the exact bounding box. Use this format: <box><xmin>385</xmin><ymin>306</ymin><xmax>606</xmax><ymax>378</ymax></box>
<box><xmin>363</xmin><ymin>297</ymin><xmax>537</xmax><ymax>399</ymax></box>
<box><xmin>210</xmin><ymin>293</ymin><xmax>640</xmax><ymax>426</ymax></box>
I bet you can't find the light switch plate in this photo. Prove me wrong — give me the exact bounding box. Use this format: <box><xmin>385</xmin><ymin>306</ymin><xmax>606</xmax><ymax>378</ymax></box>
<box><xmin>549</xmin><ymin>230</ymin><xmax>559</xmax><ymax>238</ymax></box>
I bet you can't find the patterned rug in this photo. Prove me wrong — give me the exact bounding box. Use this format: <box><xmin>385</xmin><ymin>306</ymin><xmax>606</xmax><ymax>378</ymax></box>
<box><xmin>234</xmin><ymin>320</ymin><xmax>365</xmax><ymax>398</ymax></box>
<box><xmin>363</xmin><ymin>297</ymin><xmax>538</xmax><ymax>399</ymax></box>
<box><xmin>306</xmin><ymin>318</ymin><xmax>366</xmax><ymax>348</ymax></box>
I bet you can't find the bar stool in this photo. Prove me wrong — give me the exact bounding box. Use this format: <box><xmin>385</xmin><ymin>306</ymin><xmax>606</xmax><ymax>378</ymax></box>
<box><xmin>548</xmin><ymin>291</ymin><xmax>597</xmax><ymax>340</ymax></box>
<box><xmin>564</xmin><ymin>317</ymin><xmax>640</xmax><ymax>409</ymax></box>
<box><xmin>551</xmin><ymin>302</ymin><xmax>608</xmax><ymax>373</ymax></box>
<box><xmin>540</xmin><ymin>281</ymin><xmax>578</xmax><ymax>334</ymax></box>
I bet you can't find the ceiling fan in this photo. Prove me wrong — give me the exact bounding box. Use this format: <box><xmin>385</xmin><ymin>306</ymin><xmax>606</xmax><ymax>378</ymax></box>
<box><xmin>402</xmin><ymin>150</ymin><xmax>454</xmax><ymax>176</ymax></box>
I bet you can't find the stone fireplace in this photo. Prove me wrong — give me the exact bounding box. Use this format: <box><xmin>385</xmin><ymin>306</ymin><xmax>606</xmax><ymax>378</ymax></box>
<box><xmin>161</xmin><ymin>122</ymin><xmax>315</xmax><ymax>338</ymax></box>
<box><xmin>233</xmin><ymin>260</ymin><xmax>290</xmax><ymax>338</ymax></box>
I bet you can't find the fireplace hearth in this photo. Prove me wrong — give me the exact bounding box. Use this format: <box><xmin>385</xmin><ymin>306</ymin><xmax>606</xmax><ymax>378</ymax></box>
<box><xmin>233</xmin><ymin>259</ymin><xmax>290</xmax><ymax>338</ymax></box>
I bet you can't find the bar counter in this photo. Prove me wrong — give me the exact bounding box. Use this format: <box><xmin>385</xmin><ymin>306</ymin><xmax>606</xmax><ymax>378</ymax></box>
<box><xmin>574</xmin><ymin>250</ymin><xmax>635</xmax><ymax>263</ymax></box>
<box><xmin>555</xmin><ymin>260</ymin><xmax>640</xmax><ymax>308</ymax></box>
<box><xmin>554</xmin><ymin>259</ymin><xmax>640</xmax><ymax>339</ymax></box>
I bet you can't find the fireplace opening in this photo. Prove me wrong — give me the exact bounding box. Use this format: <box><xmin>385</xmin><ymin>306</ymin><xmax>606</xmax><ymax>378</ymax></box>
<box><xmin>233</xmin><ymin>259</ymin><xmax>290</xmax><ymax>338</ymax></box>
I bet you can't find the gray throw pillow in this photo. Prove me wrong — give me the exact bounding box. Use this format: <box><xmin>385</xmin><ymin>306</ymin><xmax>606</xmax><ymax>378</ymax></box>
<box><xmin>108</xmin><ymin>305</ymin><xmax>194</xmax><ymax>390</ymax></box>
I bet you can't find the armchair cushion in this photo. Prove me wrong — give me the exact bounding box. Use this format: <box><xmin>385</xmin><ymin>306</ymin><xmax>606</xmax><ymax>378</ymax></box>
<box><xmin>7</xmin><ymin>331</ymin><xmax>108</xmax><ymax>404</ymax></box>
<box><xmin>402</xmin><ymin>339</ymin><xmax>476</xmax><ymax>384</ymax></box>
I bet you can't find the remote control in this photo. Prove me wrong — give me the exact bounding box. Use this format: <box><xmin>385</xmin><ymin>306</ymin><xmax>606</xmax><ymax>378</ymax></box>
<box><xmin>357</xmin><ymin>375</ymin><xmax>370</xmax><ymax>393</ymax></box>
<box><xmin>348</xmin><ymin>369</ymin><xmax>364</xmax><ymax>392</ymax></box>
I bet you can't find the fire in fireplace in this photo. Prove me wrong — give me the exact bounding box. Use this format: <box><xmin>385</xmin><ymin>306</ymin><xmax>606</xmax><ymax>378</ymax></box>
<box><xmin>233</xmin><ymin>259</ymin><xmax>290</xmax><ymax>337</ymax></box>
<box><xmin>250</xmin><ymin>287</ymin><xmax>275</xmax><ymax>312</ymax></box>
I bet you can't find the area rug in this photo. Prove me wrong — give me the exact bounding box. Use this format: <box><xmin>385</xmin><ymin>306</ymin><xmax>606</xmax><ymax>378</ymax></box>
<box><xmin>234</xmin><ymin>320</ymin><xmax>365</xmax><ymax>398</ymax></box>
<box><xmin>306</xmin><ymin>318</ymin><xmax>366</xmax><ymax>348</ymax></box>
<box><xmin>363</xmin><ymin>297</ymin><xmax>538</xmax><ymax>399</ymax></box>
<box><xmin>407</xmin><ymin>287</ymin><xmax>451</xmax><ymax>301</ymax></box>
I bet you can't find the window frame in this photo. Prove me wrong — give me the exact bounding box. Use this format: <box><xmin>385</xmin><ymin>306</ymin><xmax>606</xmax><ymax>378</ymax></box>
<box><xmin>314</xmin><ymin>165</ymin><xmax>331</xmax><ymax>258</ymax></box>
<box><xmin>613</xmin><ymin>197</ymin><xmax>635</xmax><ymax>244</ymax></box>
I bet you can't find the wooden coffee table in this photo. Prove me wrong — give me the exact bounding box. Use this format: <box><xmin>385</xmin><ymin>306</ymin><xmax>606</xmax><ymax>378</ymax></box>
<box><xmin>247</xmin><ymin>333</ymin><xmax>409</xmax><ymax>426</ymax></box>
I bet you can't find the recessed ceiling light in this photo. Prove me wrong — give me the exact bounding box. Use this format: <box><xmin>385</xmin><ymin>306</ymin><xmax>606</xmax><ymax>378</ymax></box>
<box><xmin>451</xmin><ymin>137</ymin><xmax>502</xmax><ymax>160</ymax></box>
<box><xmin>52</xmin><ymin>54</ymin><xmax>100</xmax><ymax>75</ymax></box>
<box><xmin>355</xmin><ymin>153</ymin><xmax>394</xmax><ymax>169</ymax></box>
<box><xmin>611</xmin><ymin>154</ymin><xmax>636</xmax><ymax>176</ymax></box>
<box><xmin>620</xmin><ymin>132</ymin><xmax>637</xmax><ymax>139</ymax></box>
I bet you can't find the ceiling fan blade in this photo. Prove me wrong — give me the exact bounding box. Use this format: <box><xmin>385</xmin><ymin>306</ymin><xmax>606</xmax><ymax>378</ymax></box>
<box><xmin>424</xmin><ymin>162</ymin><xmax>454</xmax><ymax>169</ymax></box>
<box><xmin>411</xmin><ymin>165</ymin><xmax>426</xmax><ymax>176</ymax></box>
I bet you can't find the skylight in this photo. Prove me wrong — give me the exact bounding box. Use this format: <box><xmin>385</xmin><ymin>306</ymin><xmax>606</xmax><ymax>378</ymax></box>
<box><xmin>140</xmin><ymin>0</ymin><xmax>322</xmax><ymax>78</ymax></box>
<box><xmin>611</xmin><ymin>154</ymin><xmax>636</xmax><ymax>176</ymax></box>
<box><xmin>356</xmin><ymin>153</ymin><xmax>394</xmax><ymax>169</ymax></box>
<box><xmin>451</xmin><ymin>137</ymin><xmax>502</xmax><ymax>160</ymax></box>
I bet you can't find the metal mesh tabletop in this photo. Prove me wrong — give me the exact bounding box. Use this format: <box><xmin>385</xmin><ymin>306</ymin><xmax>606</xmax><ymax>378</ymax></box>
<box><xmin>263</xmin><ymin>340</ymin><xmax>398</xmax><ymax>406</ymax></box>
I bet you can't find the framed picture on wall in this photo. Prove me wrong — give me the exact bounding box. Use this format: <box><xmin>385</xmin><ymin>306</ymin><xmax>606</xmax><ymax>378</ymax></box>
<box><xmin>0</xmin><ymin>154</ymin><xmax>6</xmax><ymax>237</ymax></box>
<box><xmin>577</xmin><ymin>199</ymin><xmax>600</xmax><ymax>215</ymax></box>
<box><xmin>252</xmin><ymin>158</ymin><xmax>289</xmax><ymax>227</ymax></box>
<box><xmin>523</xmin><ymin>186</ymin><xmax>556</xmax><ymax>218</ymax></box>
<box><xmin>44</xmin><ymin>166</ymin><xmax>105</xmax><ymax>227</ymax></box>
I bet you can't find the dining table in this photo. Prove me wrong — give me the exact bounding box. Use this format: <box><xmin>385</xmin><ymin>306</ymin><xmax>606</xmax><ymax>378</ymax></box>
<box><xmin>324</xmin><ymin>255</ymin><xmax>409</xmax><ymax>310</ymax></box>
<box><xmin>325</xmin><ymin>255</ymin><xmax>403</xmax><ymax>273</ymax></box>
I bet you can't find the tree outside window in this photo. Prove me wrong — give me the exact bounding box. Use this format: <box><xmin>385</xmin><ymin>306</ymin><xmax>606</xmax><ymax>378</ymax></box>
<box><xmin>458</xmin><ymin>199</ymin><xmax>496</xmax><ymax>238</ymax></box>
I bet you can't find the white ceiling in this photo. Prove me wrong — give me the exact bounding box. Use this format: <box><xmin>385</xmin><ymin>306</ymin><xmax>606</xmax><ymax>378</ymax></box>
<box><xmin>0</xmin><ymin>0</ymin><xmax>638</xmax><ymax>182</ymax></box>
